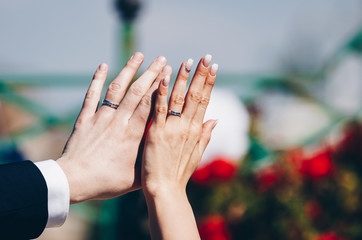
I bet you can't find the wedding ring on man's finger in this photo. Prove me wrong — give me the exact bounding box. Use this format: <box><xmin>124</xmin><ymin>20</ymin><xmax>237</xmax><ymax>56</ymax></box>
<box><xmin>168</xmin><ymin>110</ymin><xmax>181</xmax><ymax>117</ymax></box>
<box><xmin>102</xmin><ymin>99</ymin><xmax>119</xmax><ymax>109</ymax></box>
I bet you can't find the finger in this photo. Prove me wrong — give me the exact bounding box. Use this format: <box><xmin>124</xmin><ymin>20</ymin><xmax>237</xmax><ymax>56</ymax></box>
<box><xmin>130</xmin><ymin>65</ymin><xmax>172</xmax><ymax>129</ymax></box>
<box><xmin>77</xmin><ymin>63</ymin><xmax>108</xmax><ymax>122</ymax></box>
<box><xmin>117</xmin><ymin>56</ymin><xmax>167</xmax><ymax>118</ymax></box>
<box><xmin>167</xmin><ymin>58</ymin><xmax>193</xmax><ymax>117</ymax></box>
<box><xmin>198</xmin><ymin>119</ymin><xmax>217</xmax><ymax>153</ymax></box>
<box><xmin>153</xmin><ymin>75</ymin><xmax>171</xmax><ymax>127</ymax></box>
<box><xmin>181</xmin><ymin>54</ymin><xmax>212</xmax><ymax>123</ymax></box>
<box><xmin>192</xmin><ymin>63</ymin><xmax>218</xmax><ymax>124</ymax></box>
<box><xmin>99</xmin><ymin>52</ymin><xmax>144</xmax><ymax>112</ymax></box>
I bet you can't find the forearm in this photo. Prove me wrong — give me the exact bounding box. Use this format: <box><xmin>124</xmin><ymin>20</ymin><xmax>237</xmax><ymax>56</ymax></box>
<box><xmin>144</xmin><ymin>188</ymin><xmax>200</xmax><ymax>240</ymax></box>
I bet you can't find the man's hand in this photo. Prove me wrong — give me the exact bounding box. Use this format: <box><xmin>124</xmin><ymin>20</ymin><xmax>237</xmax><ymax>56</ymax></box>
<box><xmin>57</xmin><ymin>52</ymin><xmax>171</xmax><ymax>204</ymax></box>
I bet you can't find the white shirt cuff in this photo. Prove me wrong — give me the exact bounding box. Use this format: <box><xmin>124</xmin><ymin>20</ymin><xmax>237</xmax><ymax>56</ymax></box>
<box><xmin>35</xmin><ymin>160</ymin><xmax>70</xmax><ymax>228</ymax></box>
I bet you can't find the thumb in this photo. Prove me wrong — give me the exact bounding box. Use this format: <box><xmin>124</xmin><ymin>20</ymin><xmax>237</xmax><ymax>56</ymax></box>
<box><xmin>199</xmin><ymin>119</ymin><xmax>217</xmax><ymax>154</ymax></box>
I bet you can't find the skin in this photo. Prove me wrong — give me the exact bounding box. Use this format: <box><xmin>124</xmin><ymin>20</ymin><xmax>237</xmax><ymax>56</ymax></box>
<box><xmin>142</xmin><ymin>56</ymin><xmax>218</xmax><ymax>240</ymax></box>
<box><xmin>55</xmin><ymin>52</ymin><xmax>217</xmax><ymax>239</ymax></box>
<box><xmin>57</xmin><ymin>52</ymin><xmax>171</xmax><ymax>204</ymax></box>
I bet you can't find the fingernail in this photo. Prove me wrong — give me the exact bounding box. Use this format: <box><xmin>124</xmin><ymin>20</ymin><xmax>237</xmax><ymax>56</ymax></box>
<box><xmin>99</xmin><ymin>63</ymin><xmax>107</xmax><ymax>71</ymax></box>
<box><xmin>212</xmin><ymin>120</ymin><xmax>218</xmax><ymax>129</ymax></box>
<box><xmin>162</xmin><ymin>75</ymin><xmax>170</xmax><ymax>87</ymax></box>
<box><xmin>132</xmin><ymin>52</ymin><xmax>143</xmax><ymax>63</ymax></box>
<box><xmin>156</xmin><ymin>56</ymin><xmax>167</xmax><ymax>66</ymax></box>
<box><xmin>210</xmin><ymin>63</ymin><xmax>218</xmax><ymax>76</ymax></box>
<box><xmin>203</xmin><ymin>54</ymin><xmax>212</xmax><ymax>67</ymax></box>
<box><xmin>185</xmin><ymin>58</ymin><xmax>193</xmax><ymax>73</ymax></box>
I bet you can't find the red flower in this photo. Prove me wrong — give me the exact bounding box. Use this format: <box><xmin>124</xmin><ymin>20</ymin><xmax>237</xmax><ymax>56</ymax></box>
<box><xmin>256</xmin><ymin>166</ymin><xmax>280</xmax><ymax>191</ymax></box>
<box><xmin>192</xmin><ymin>157</ymin><xmax>237</xmax><ymax>184</ymax></box>
<box><xmin>208</xmin><ymin>158</ymin><xmax>237</xmax><ymax>180</ymax></box>
<box><xmin>192</xmin><ymin>165</ymin><xmax>211</xmax><ymax>184</ymax></box>
<box><xmin>317</xmin><ymin>232</ymin><xmax>347</xmax><ymax>240</ymax></box>
<box><xmin>299</xmin><ymin>150</ymin><xmax>334</xmax><ymax>179</ymax></box>
<box><xmin>304</xmin><ymin>199</ymin><xmax>322</xmax><ymax>220</ymax></box>
<box><xmin>198</xmin><ymin>215</ymin><xmax>231</xmax><ymax>240</ymax></box>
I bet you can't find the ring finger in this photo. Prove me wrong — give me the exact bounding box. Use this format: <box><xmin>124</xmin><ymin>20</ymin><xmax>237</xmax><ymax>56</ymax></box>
<box><xmin>167</xmin><ymin>59</ymin><xmax>193</xmax><ymax>118</ymax></box>
<box><xmin>99</xmin><ymin>52</ymin><xmax>144</xmax><ymax>113</ymax></box>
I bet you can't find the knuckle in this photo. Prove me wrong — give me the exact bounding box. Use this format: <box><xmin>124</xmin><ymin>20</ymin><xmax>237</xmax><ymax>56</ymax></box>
<box><xmin>147</xmin><ymin>66</ymin><xmax>161</xmax><ymax>75</ymax></box>
<box><xmin>126</xmin><ymin>59</ymin><xmax>139</xmax><ymax>68</ymax></box>
<box><xmin>172</xmin><ymin>95</ymin><xmax>185</xmax><ymax>106</ymax></box>
<box><xmin>181</xmin><ymin>129</ymin><xmax>190</xmax><ymax>140</ymax></box>
<box><xmin>108</xmin><ymin>81</ymin><xmax>122</xmax><ymax>92</ymax></box>
<box><xmin>147</xmin><ymin>132</ymin><xmax>157</xmax><ymax>143</ymax></box>
<box><xmin>109</xmin><ymin>117</ymin><xmax>122</xmax><ymax>128</ymax></box>
<box><xmin>196</xmin><ymin>67</ymin><xmax>208</xmax><ymax>77</ymax></box>
<box><xmin>189</xmin><ymin>91</ymin><xmax>202</xmax><ymax>103</ymax></box>
<box><xmin>85</xmin><ymin>89</ymin><xmax>96</xmax><ymax>99</ymax></box>
<box><xmin>137</xmin><ymin>113</ymin><xmax>148</xmax><ymax>123</ymax></box>
<box><xmin>147</xmin><ymin>127</ymin><xmax>159</xmax><ymax>140</ymax></box>
<box><xmin>206</xmin><ymin>77</ymin><xmax>216</xmax><ymax>86</ymax></box>
<box><xmin>200</xmin><ymin>96</ymin><xmax>210</xmax><ymax>108</ymax></box>
<box><xmin>158</xmin><ymin>89</ymin><xmax>168</xmax><ymax>96</ymax></box>
<box><xmin>156</xmin><ymin>106</ymin><xmax>168</xmax><ymax>115</ymax></box>
<box><xmin>179</xmin><ymin>70</ymin><xmax>189</xmax><ymax>79</ymax></box>
<box><xmin>190</xmin><ymin>124</ymin><xmax>202</xmax><ymax>137</ymax></box>
<box><xmin>75</xmin><ymin>118</ymin><xmax>85</xmax><ymax>127</ymax></box>
<box><xmin>93</xmin><ymin>71</ymin><xmax>105</xmax><ymax>80</ymax></box>
<box><xmin>140</xmin><ymin>95</ymin><xmax>152</xmax><ymax>107</ymax></box>
<box><xmin>130</xmin><ymin>84</ymin><xmax>144</xmax><ymax>97</ymax></box>
<box><xmin>75</xmin><ymin>116</ymin><xmax>91</xmax><ymax>128</ymax></box>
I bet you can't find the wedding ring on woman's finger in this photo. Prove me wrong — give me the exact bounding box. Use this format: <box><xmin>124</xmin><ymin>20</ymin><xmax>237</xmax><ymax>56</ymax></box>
<box><xmin>168</xmin><ymin>110</ymin><xmax>181</xmax><ymax>117</ymax></box>
<box><xmin>102</xmin><ymin>99</ymin><xmax>119</xmax><ymax>109</ymax></box>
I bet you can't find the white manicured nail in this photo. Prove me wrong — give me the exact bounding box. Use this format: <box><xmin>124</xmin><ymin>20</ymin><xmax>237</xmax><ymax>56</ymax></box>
<box><xmin>156</xmin><ymin>56</ymin><xmax>167</xmax><ymax>66</ymax></box>
<box><xmin>162</xmin><ymin>75</ymin><xmax>170</xmax><ymax>87</ymax></box>
<box><xmin>203</xmin><ymin>54</ymin><xmax>212</xmax><ymax>67</ymax></box>
<box><xmin>210</xmin><ymin>63</ymin><xmax>218</xmax><ymax>76</ymax></box>
<box><xmin>185</xmin><ymin>58</ymin><xmax>193</xmax><ymax>72</ymax></box>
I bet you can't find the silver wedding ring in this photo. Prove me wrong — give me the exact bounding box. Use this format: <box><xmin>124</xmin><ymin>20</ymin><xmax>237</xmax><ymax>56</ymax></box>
<box><xmin>102</xmin><ymin>99</ymin><xmax>119</xmax><ymax>109</ymax></box>
<box><xmin>168</xmin><ymin>109</ymin><xmax>181</xmax><ymax>117</ymax></box>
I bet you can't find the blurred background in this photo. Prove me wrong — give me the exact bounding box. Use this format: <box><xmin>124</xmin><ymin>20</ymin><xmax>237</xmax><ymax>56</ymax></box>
<box><xmin>0</xmin><ymin>0</ymin><xmax>361</xmax><ymax>239</ymax></box>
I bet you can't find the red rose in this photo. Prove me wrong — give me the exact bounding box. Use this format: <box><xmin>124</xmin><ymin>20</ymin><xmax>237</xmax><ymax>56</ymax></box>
<box><xmin>300</xmin><ymin>150</ymin><xmax>333</xmax><ymax>179</ymax></box>
<box><xmin>317</xmin><ymin>232</ymin><xmax>347</xmax><ymax>240</ymax></box>
<box><xmin>192</xmin><ymin>165</ymin><xmax>211</xmax><ymax>184</ymax></box>
<box><xmin>208</xmin><ymin>158</ymin><xmax>237</xmax><ymax>180</ymax></box>
<box><xmin>192</xmin><ymin>157</ymin><xmax>237</xmax><ymax>184</ymax></box>
<box><xmin>198</xmin><ymin>215</ymin><xmax>231</xmax><ymax>240</ymax></box>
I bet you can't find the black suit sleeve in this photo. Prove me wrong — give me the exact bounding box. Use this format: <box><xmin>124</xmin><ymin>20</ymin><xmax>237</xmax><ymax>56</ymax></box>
<box><xmin>0</xmin><ymin>160</ymin><xmax>48</xmax><ymax>240</ymax></box>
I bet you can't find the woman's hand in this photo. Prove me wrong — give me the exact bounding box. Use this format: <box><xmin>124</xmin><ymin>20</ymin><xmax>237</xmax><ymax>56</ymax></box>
<box><xmin>57</xmin><ymin>52</ymin><xmax>171</xmax><ymax>204</ymax></box>
<box><xmin>142</xmin><ymin>55</ymin><xmax>218</xmax><ymax>240</ymax></box>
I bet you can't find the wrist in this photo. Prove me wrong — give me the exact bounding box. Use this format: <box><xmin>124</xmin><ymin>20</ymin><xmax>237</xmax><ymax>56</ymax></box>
<box><xmin>143</xmin><ymin>182</ymin><xmax>187</xmax><ymax>201</ymax></box>
<box><xmin>56</xmin><ymin>156</ymin><xmax>88</xmax><ymax>204</ymax></box>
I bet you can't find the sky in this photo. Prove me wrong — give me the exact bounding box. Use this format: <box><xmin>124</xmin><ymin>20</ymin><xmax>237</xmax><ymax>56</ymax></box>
<box><xmin>0</xmin><ymin>0</ymin><xmax>361</xmax><ymax>74</ymax></box>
